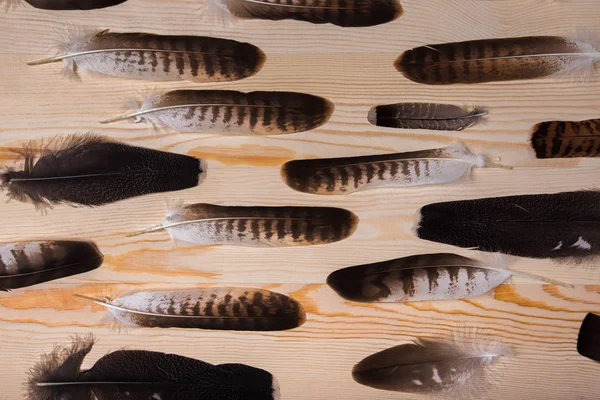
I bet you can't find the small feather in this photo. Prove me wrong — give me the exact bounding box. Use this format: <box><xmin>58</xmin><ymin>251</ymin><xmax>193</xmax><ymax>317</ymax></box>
<box><xmin>0</xmin><ymin>241</ymin><xmax>103</xmax><ymax>290</ymax></box>
<box><xmin>129</xmin><ymin>202</ymin><xmax>358</xmax><ymax>247</ymax></box>
<box><xmin>531</xmin><ymin>117</ymin><xmax>600</xmax><ymax>158</ymax></box>
<box><xmin>28</xmin><ymin>29</ymin><xmax>266</xmax><ymax>83</ymax></box>
<box><xmin>75</xmin><ymin>287</ymin><xmax>306</xmax><ymax>331</ymax></box>
<box><xmin>368</xmin><ymin>103</ymin><xmax>487</xmax><ymax>131</ymax></box>
<box><xmin>0</xmin><ymin>134</ymin><xmax>203</xmax><ymax>210</ymax></box>
<box><xmin>395</xmin><ymin>35</ymin><xmax>600</xmax><ymax>85</ymax></box>
<box><xmin>2</xmin><ymin>0</ymin><xmax>127</xmax><ymax>9</ymax></box>
<box><xmin>281</xmin><ymin>143</ymin><xmax>506</xmax><ymax>195</ymax></box>
<box><xmin>101</xmin><ymin>90</ymin><xmax>334</xmax><ymax>135</ymax></box>
<box><xmin>203</xmin><ymin>0</ymin><xmax>403</xmax><ymax>27</ymax></box>
<box><xmin>578</xmin><ymin>313</ymin><xmax>600</xmax><ymax>362</ymax></box>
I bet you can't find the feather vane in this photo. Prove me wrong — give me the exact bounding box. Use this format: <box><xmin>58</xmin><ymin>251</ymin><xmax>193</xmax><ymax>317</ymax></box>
<box><xmin>531</xmin><ymin>117</ymin><xmax>600</xmax><ymax>158</ymax></box>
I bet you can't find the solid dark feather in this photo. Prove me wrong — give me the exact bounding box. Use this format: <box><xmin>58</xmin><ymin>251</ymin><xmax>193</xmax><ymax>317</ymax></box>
<box><xmin>8</xmin><ymin>0</ymin><xmax>128</xmax><ymax>9</ymax></box>
<box><xmin>416</xmin><ymin>190</ymin><xmax>600</xmax><ymax>260</ymax></box>
<box><xmin>0</xmin><ymin>134</ymin><xmax>203</xmax><ymax>209</ymax></box>
<box><xmin>531</xmin><ymin>118</ymin><xmax>600</xmax><ymax>158</ymax></box>
<box><xmin>27</xmin><ymin>335</ymin><xmax>280</xmax><ymax>400</ymax></box>
<box><xmin>368</xmin><ymin>103</ymin><xmax>487</xmax><ymax>131</ymax></box>
<box><xmin>395</xmin><ymin>36</ymin><xmax>600</xmax><ymax>85</ymax></box>
<box><xmin>578</xmin><ymin>313</ymin><xmax>600</xmax><ymax>362</ymax></box>
<box><xmin>0</xmin><ymin>241</ymin><xmax>103</xmax><ymax>290</ymax></box>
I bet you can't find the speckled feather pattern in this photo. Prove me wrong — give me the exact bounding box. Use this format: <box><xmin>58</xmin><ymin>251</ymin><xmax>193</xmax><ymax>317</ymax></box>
<box><xmin>531</xmin><ymin>117</ymin><xmax>600</xmax><ymax>158</ymax></box>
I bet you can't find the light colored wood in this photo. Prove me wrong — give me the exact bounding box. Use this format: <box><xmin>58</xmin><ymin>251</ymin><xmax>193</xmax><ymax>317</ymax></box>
<box><xmin>0</xmin><ymin>0</ymin><xmax>600</xmax><ymax>398</ymax></box>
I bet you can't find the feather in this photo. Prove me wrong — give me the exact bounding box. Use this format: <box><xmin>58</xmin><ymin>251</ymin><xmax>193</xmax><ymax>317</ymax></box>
<box><xmin>28</xmin><ymin>29</ymin><xmax>266</xmax><ymax>83</ymax></box>
<box><xmin>101</xmin><ymin>90</ymin><xmax>334</xmax><ymax>135</ymax></box>
<box><xmin>368</xmin><ymin>103</ymin><xmax>487</xmax><ymax>131</ymax></box>
<box><xmin>416</xmin><ymin>190</ymin><xmax>600</xmax><ymax>260</ymax></box>
<box><xmin>3</xmin><ymin>0</ymin><xmax>128</xmax><ymax>9</ymax></box>
<box><xmin>352</xmin><ymin>335</ymin><xmax>511</xmax><ymax>397</ymax></box>
<box><xmin>75</xmin><ymin>287</ymin><xmax>306</xmax><ymax>331</ymax></box>
<box><xmin>327</xmin><ymin>253</ymin><xmax>571</xmax><ymax>303</ymax></box>
<box><xmin>578</xmin><ymin>313</ymin><xmax>600</xmax><ymax>362</ymax></box>
<box><xmin>281</xmin><ymin>143</ymin><xmax>508</xmax><ymax>195</ymax></box>
<box><xmin>531</xmin><ymin>117</ymin><xmax>600</xmax><ymax>158</ymax></box>
<box><xmin>128</xmin><ymin>202</ymin><xmax>358</xmax><ymax>247</ymax></box>
<box><xmin>203</xmin><ymin>0</ymin><xmax>403</xmax><ymax>28</ymax></box>
<box><xmin>26</xmin><ymin>334</ymin><xmax>281</xmax><ymax>400</ymax></box>
<box><xmin>395</xmin><ymin>35</ymin><xmax>600</xmax><ymax>85</ymax></box>
<box><xmin>0</xmin><ymin>240</ymin><xmax>103</xmax><ymax>290</ymax></box>
<box><xmin>0</xmin><ymin>134</ymin><xmax>203</xmax><ymax>210</ymax></box>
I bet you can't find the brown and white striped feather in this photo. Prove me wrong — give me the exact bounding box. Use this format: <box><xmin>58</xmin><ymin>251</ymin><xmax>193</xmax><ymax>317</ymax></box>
<box><xmin>29</xmin><ymin>30</ymin><xmax>266</xmax><ymax>83</ymax></box>
<box><xmin>102</xmin><ymin>90</ymin><xmax>334</xmax><ymax>135</ymax></box>
<box><xmin>131</xmin><ymin>202</ymin><xmax>358</xmax><ymax>247</ymax></box>
<box><xmin>76</xmin><ymin>288</ymin><xmax>306</xmax><ymax>331</ymax></box>
<box><xmin>281</xmin><ymin>143</ymin><xmax>487</xmax><ymax>195</ymax></box>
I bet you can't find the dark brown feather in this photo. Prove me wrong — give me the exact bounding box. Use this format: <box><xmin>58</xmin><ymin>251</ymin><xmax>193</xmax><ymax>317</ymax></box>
<box><xmin>15</xmin><ymin>0</ymin><xmax>127</xmax><ymax>9</ymax></box>
<box><xmin>531</xmin><ymin>118</ymin><xmax>600</xmax><ymax>158</ymax></box>
<box><xmin>578</xmin><ymin>313</ymin><xmax>600</xmax><ymax>362</ymax></box>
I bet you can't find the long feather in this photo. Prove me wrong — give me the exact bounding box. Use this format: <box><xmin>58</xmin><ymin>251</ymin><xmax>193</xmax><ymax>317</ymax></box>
<box><xmin>3</xmin><ymin>0</ymin><xmax>128</xmax><ymax>9</ymax></box>
<box><xmin>128</xmin><ymin>202</ymin><xmax>358</xmax><ymax>247</ymax></box>
<box><xmin>0</xmin><ymin>241</ymin><xmax>102</xmax><ymax>290</ymax></box>
<box><xmin>28</xmin><ymin>30</ymin><xmax>266</xmax><ymax>83</ymax></box>
<box><xmin>395</xmin><ymin>35</ymin><xmax>600</xmax><ymax>85</ymax></box>
<box><xmin>0</xmin><ymin>134</ymin><xmax>203</xmax><ymax>210</ymax></box>
<box><xmin>531</xmin><ymin>117</ymin><xmax>600</xmax><ymax>158</ymax></box>
<box><xmin>281</xmin><ymin>143</ymin><xmax>507</xmax><ymax>195</ymax></box>
<box><xmin>75</xmin><ymin>287</ymin><xmax>306</xmax><ymax>331</ymax></box>
<box><xmin>352</xmin><ymin>335</ymin><xmax>511</xmax><ymax>397</ymax></box>
<box><xmin>578</xmin><ymin>313</ymin><xmax>600</xmax><ymax>362</ymax></box>
<box><xmin>203</xmin><ymin>0</ymin><xmax>403</xmax><ymax>27</ymax></box>
<box><xmin>101</xmin><ymin>90</ymin><xmax>334</xmax><ymax>135</ymax></box>
<box><xmin>26</xmin><ymin>334</ymin><xmax>281</xmax><ymax>400</ymax></box>
<box><xmin>416</xmin><ymin>190</ymin><xmax>600</xmax><ymax>260</ymax></box>
<box><xmin>368</xmin><ymin>103</ymin><xmax>487</xmax><ymax>131</ymax></box>
<box><xmin>327</xmin><ymin>253</ymin><xmax>571</xmax><ymax>303</ymax></box>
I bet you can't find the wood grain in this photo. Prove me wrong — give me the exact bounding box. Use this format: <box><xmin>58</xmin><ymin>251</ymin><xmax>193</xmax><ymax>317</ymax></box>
<box><xmin>0</xmin><ymin>0</ymin><xmax>600</xmax><ymax>398</ymax></box>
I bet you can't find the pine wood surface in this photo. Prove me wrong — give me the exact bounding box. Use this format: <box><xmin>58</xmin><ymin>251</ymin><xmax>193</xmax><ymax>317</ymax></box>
<box><xmin>1</xmin><ymin>0</ymin><xmax>600</xmax><ymax>398</ymax></box>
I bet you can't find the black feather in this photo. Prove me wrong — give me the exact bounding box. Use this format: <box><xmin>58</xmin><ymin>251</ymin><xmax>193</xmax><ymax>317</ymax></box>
<box><xmin>416</xmin><ymin>190</ymin><xmax>600</xmax><ymax>260</ymax></box>
<box><xmin>27</xmin><ymin>335</ymin><xmax>280</xmax><ymax>400</ymax></box>
<box><xmin>12</xmin><ymin>0</ymin><xmax>128</xmax><ymax>9</ymax></box>
<box><xmin>578</xmin><ymin>313</ymin><xmax>600</xmax><ymax>362</ymax></box>
<box><xmin>1</xmin><ymin>134</ymin><xmax>203</xmax><ymax>210</ymax></box>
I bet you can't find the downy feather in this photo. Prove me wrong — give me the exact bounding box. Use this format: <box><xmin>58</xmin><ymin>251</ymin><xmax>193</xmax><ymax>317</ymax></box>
<box><xmin>101</xmin><ymin>90</ymin><xmax>334</xmax><ymax>135</ymax></box>
<box><xmin>2</xmin><ymin>0</ymin><xmax>128</xmax><ymax>9</ymax></box>
<box><xmin>129</xmin><ymin>202</ymin><xmax>358</xmax><ymax>247</ymax></box>
<box><xmin>327</xmin><ymin>253</ymin><xmax>571</xmax><ymax>303</ymax></box>
<box><xmin>0</xmin><ymin>134</ymin><xmax>203</xmax><ymax>210</ymax></box>
<box><xmin>368</xmin><ymin>103</ymin><xmax>487</xmax><ymax>131</ymax></box>
<box><xmin>578</xmin><ymin>313</ymin><xmax>600</xmax><ymax>362</ymax></box>
<box><xmin>26</xmin><ymin>334</ymin><xmax>281</xmax><ymax>400</ymax></box>
<box><xmin>75</xmin><ymin>287</ymin><xmax>306</xmax><ymax>331</ymax></box>
<box><xmin>531</xmin><ymin>117</ymin><xmax>600</xmax><ymax>158</ymax></box>
<box><xmin>0</xmin><ymin>241</ymin><xmax>103</xmax><ymax>290</ymax></box>
<box><xmin>395</xmin><ymin>35</ymin><xmax>600</xmax><ymax>85</ymax></box>
<box><xmin>203</xmin><ymin>0</ymin><xmax>403</xmax><ymax>28</ymax></box>
<box><xmin>353</xmin><ymin>334</ymin><xmax>511</xmax><ymax>398</ymax></box>
<box><xmin>281</xmin><ymin>143</ymin><xmax>507</xmax><ymax>195</ymax></box>
<box><xmin>416</xmin><ymin>190</ymin><xmax>600</xmax><ymax>260</ymax></box>
<box><xmin>28</xmin><ymin>29</ymin><xmax>266</xmax><ymax>83</ymax></box>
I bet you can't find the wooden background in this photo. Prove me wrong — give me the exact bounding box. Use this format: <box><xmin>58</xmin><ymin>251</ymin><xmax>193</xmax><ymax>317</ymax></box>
<box><xmin>1</xmin><ymin>0</ymin><xmax>600</xmax><ymax>398</ymax></box>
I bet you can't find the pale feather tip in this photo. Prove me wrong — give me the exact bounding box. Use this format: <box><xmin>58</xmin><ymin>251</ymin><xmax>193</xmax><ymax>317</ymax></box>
<box><xmin>271</xmin><ymin>375</ymin><xmax>282</xmax><ymax>400</ymax></box>
<box><xmin>367</xmin><ymin>106</ymin><xmax>377</xmax><ymax>125</ymax></box>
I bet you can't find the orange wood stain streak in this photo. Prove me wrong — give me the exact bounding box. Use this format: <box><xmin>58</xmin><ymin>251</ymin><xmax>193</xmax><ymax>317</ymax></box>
<box><xmin>544</xmin><ymin>285</ymin><xmax>600</xmax><ymax>305</ymax></box>
<box><xmin>584</xmin><ymin>285</ymin><xmax>600</xmax><ymax>294</ymax></box>
<box><xmin>189</xmin><ymin>144</ymin><xmax>298</xmax><ymax>167</ymax></box>
<box><xmin>0</xmin><ymin>317</ymin><xmax>102</xmax><ymax>328</ymax></box>
<box><xmin>289</xmin><ymin>284</ymin><xmax>321</xmax><ymax>314</ymax></box>
<box><xmin>493</xmin><ymin>285</ymin><xmax>584</xmax><ymax>313</ymax></box>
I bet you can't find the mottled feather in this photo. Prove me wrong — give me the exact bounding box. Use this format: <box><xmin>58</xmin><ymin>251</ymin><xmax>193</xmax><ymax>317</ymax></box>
<box><xmin>531</xmin><ymin>117</ymin><xmax>600</xmax><ymax>158</ymax></box>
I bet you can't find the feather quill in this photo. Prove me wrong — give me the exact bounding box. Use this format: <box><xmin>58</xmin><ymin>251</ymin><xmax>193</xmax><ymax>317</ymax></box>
<box><xmin>129</xmin><ymin>202</ymin><xmax>358</xmax><ymax>247</ymax></box>
<box><xmin>203</xmin><ymin>0</ymin><xmax>403</xmax><ymax>27</ymax></box>
<box><xmin>2</xmin><ymin>0</ymin><xmax>127</xmax><ymax>9</ymax></box>
<box><xmin>101</xmin><ymin>90</ymin><xmax>334</xmax><ymax>135</ymax></box>
<box><xmin>26</xmin><ymin>334</ymin><xmax>281</xmax><ymax>400</ymax></box>
<box><xmin>578</xmin><ymin>313</ymin><xmax>600</xmax><ymax>362</ymax></box>
<box><xmin>281</xmin><ymin>143</ymin><xmax>506</xmax><ymax>195</ymax></box>
<box><xmin>75</xmin><ymin>287</ymin><xmax>306</xmax><ymax>331</ymax></box>
<box><xmin>352</xmin><ymin>335</ymin><xmax>511</xmax><ymax>397</ymax></box>
<box><xmin>0</xmin><ymin>240</ymin><xmax>102</xmax><ymax>290</ymax></box>
<box><xmin>327</xmin><ymin>253</ymin><xmax>571</xmax><ymax>303</ymax></box>
<box><xmin>416</xmin><ymin>190</ymin><xmax>600</xmax><ymax>260</ymax></box>
<box><xmin>0</xmin><ymin>134</ymin><xmax>203</xmax><ymax>210</ymax></box>
<box><xmin>395</xmin><ymin>35</ymin><xmax>600</xmax><ymax>85</ymax></box>
<box><xmin>531</xmin><ymin>117</ymin><xmax>600</xmax><ymax>158</ymax></box>
<box><xmin>368</xmin><ymin>103</ymin><xmax>487</xmax><ymax>131</ymax></box>
<box><xmin>28</xmin><ymin>30</ymin><xmax>266</xmax><ymax>82</ymax></box>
